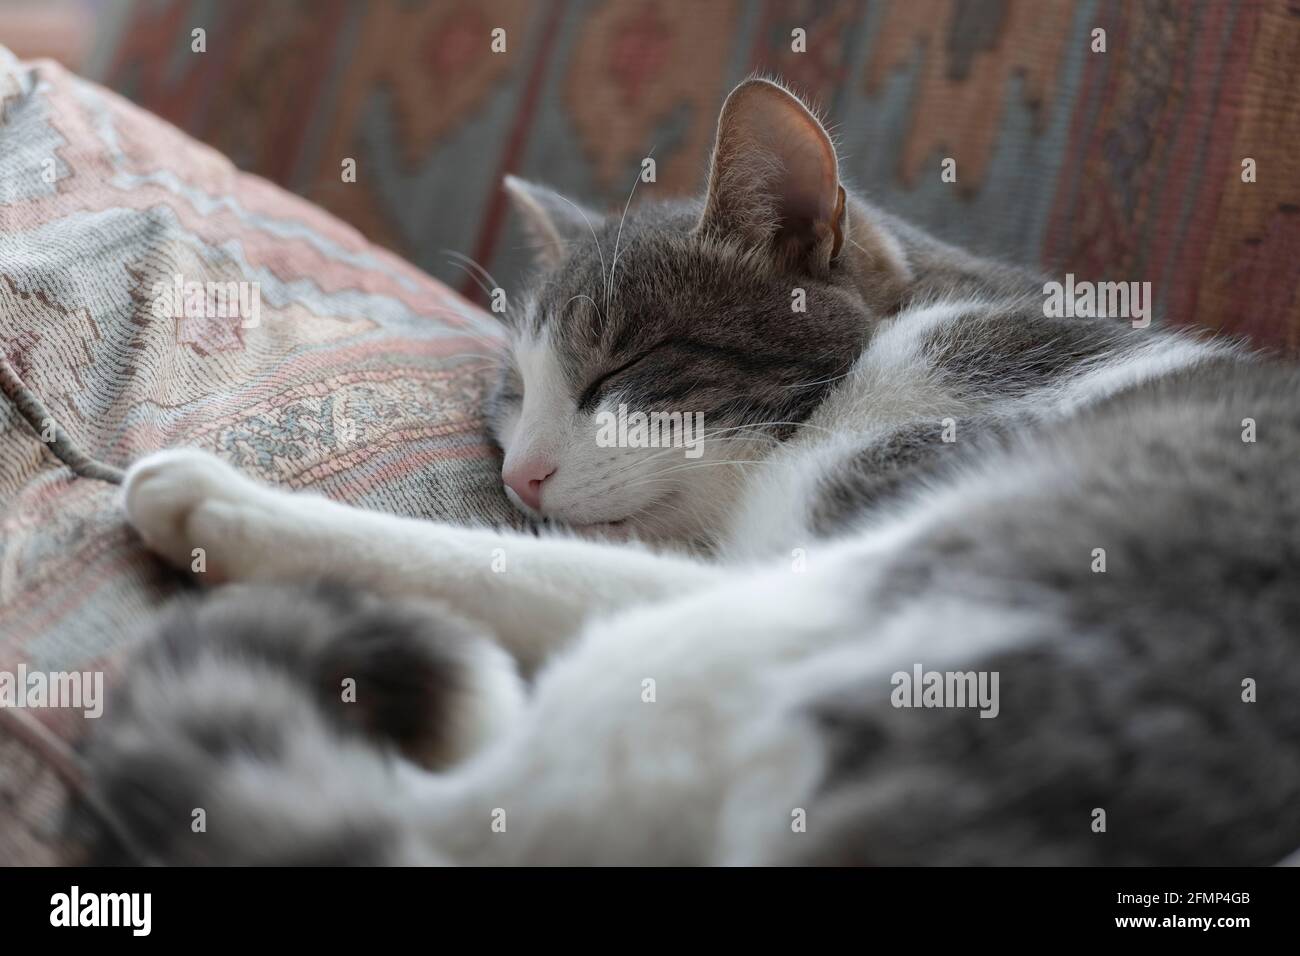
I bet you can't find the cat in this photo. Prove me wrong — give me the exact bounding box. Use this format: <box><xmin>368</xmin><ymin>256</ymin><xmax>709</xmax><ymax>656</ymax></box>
<box><xmin>71</xmin><ymin>77</ymin><xmax>1300</xmax><ymax>865</ymax></box>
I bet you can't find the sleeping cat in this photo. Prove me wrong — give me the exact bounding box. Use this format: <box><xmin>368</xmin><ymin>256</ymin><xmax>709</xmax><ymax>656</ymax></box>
<box><xmin>72</xmin><ymin>78</ymin><xmax>1300</xmax><ymax>865</ymax></box>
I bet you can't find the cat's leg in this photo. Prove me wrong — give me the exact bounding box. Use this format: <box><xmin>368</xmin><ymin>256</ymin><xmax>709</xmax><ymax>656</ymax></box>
<box><xmin>122</xmin><ymin>449</ymin><xmax>724</xmax><ymax>670</ymax></box>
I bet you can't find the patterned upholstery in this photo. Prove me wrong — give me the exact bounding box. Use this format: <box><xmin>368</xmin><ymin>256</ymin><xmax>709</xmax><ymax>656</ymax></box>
<box><xmin>91</xmin><ymin>0</ymin><xmax>1300</xmax><ymax>351</ymax></box>
<box><xmin>0</xmin><ymin>48</ymin><xmax>513</xmax><ymax>863</ymax></box>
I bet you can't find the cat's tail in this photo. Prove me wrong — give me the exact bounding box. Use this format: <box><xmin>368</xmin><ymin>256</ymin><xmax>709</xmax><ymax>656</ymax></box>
<box><xmin>65</xmin><ymin>582</ymin><xmax>524</xmax><ymax>865</ymax></box>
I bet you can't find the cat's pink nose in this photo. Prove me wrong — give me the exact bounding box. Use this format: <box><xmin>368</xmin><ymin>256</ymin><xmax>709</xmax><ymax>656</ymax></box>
<box><xmin>503</xmin><ymin>459</ymin><xmax>556</xmax><ymax>511</ymax></box>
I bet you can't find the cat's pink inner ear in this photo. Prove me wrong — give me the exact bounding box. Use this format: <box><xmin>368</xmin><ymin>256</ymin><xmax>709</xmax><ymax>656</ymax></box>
<box><xmin>699</xmin><ymin>79</ymin><xmax>842</xmax><ymax>268</ymax></box>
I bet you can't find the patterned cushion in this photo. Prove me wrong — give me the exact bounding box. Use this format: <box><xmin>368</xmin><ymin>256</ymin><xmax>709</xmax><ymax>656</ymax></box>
<box><xmin>0</xmin><ymin>48</ymin><xmax>511</xmax><ymax>864</ymax></box>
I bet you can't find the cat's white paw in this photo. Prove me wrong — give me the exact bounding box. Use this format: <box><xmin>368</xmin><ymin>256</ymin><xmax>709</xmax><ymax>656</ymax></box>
<box><xmin>123</xmin><ymin>448</ymin><xmax>271</xmax><ymax>579</ymax></box>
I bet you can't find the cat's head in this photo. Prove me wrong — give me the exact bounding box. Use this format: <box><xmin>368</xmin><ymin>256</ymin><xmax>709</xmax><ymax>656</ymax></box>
<box><xmin>488</xmin><ymin>78</ymin><xmax>912</xmax><ymax>544</ymax></box>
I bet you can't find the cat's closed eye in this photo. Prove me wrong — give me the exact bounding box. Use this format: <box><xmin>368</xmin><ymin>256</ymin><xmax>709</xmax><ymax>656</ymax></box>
<box><xmin>578</xmin><ymin>345</ymin><xmax>667</xmax><ymax>410</ymax></box>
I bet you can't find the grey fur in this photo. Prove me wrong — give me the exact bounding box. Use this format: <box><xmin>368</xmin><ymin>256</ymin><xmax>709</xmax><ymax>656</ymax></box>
<box><xmin>807</xmin><ymin>416</ymin><xmax>996</xmax><ymax>534</ymax></box>
<box><xmin>797</xmin><ymin>359</ymin><xmax>1300</xmax><ymax>864</ymax></box>
<box><xmin>68</xmin><ymin>584</ymin><xmax>486</xmax><ymax>865</ymax></box>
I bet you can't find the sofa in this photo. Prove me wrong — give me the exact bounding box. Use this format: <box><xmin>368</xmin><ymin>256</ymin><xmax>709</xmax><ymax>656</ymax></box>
<box><xmin>1</xmin><ymin>0</ymin><xmax>1297</xmax><ymax>864</ymax></box>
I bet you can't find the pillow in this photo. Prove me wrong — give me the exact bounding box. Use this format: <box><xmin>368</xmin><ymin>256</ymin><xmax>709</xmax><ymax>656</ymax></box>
<box><xmin>0</xmin><ymin>48</ymin><xmax>514</xmax><ymax>864</ymax></box>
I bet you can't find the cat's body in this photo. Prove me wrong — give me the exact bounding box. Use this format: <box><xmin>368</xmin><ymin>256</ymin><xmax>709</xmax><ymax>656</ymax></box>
<box><xmin>73</xmin><ymin>80</ymin><xmax>1300</xmax><ymax>865</ymax></box>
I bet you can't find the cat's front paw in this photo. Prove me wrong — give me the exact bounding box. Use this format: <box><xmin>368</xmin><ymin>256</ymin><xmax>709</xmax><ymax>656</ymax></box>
<box><xmin>123</xmin><ymin>448</ymin><xmax>271</xmax><ymax>579</ymax></box>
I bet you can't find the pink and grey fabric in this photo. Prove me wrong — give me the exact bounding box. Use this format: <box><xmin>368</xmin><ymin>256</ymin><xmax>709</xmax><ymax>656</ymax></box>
<box><xmin>0</xmin><ymin>48</ymin><xmax>512</xmax><ymax>864</ymax></box>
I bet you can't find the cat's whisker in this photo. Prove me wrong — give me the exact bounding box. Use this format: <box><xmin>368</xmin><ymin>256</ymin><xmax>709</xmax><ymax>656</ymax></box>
<box><xmin>444</xmin><ymin>249</ymin><xmax>503</xmax><ymax>293</ymax></box>
<box><xmin>637</xmin><ymin>457</ymin><xmax>771</xmax><ymax>480</ymax></box>
<box><xmin>581</xmin><ymin>422</ymin><xmax>794</xmax><ymax>490</ymax></box>
<box><xmin>554</xmin><ymin>193</ymin><xmax>609</xmax><ymax>328</ymax></box>
<box><xmin>442</xmin><ymin>259</ymin><xmax>498</xmax><ymax>303</ymax></box>
<box><xmin>417</xmin><ymin>309</ymin><xmax>510</xmax><ymax>350</ymax></box>
<box><xmin>589</xmin><ymin>449</ymin><xmax>723</xmax><ymax>494</ymax></box>
<box><xmin>593</xmin><ymin>444</ymin><xmax>694</xmax><ymax>484</ymax></box>
<box><xmin>617</xmin><ymin>458</ymin><xmax>770</xmax><ymax>493</ymax></box>
<box><xmin>607</xmin><ymin>147</ymin><xmax>655</xmax><ymax>316</ymax></box>
<box><xmin>564</xmin><ymin>294</ymin><xmax>604</xmax><ymax>328</ymax></box>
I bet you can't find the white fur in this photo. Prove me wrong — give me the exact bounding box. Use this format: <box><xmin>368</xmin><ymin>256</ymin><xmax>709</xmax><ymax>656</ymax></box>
<box><xmin>1048</xmin><ymin>334</ymin><xmax>1236</xmax><ymax>415</ymax></box>
<box><xmin>446</xmin><ymin>635</ymin><xmax>528</xmax><ymax>763</ymax></box>
<box><xmin>497</xmin><ymin>326</ymin><xmax>568</xmax><ymax>518</ymax></box>
<box><xmin>123</xmin><ymin>449</ymin><xmax>723</xmax><ymax>673</ymax></box>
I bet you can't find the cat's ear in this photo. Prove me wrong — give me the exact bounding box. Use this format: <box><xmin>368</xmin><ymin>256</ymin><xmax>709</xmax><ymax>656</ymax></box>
<box><xmin>698</xmin><ymin>78</ymin><xmax>912</xmax><ymax>303</ymax></box>
<box><xmin>503</xmin><ymin>175</ymin><xmax>601</xmax><ymax>270</ymax></box>
<box><xmin>696</xmin><ymin>79</ymin><xmax>846</xmax><ymax>273</ymax></box>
